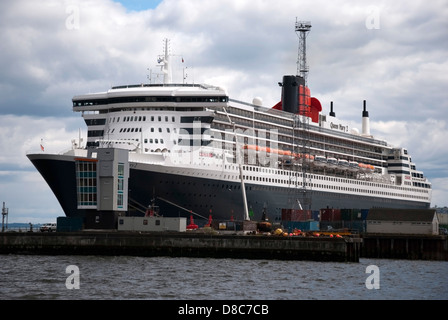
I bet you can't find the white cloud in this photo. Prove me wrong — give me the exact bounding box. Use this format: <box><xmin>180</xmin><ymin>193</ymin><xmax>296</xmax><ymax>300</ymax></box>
<box><xmin>431</xmin><ymin>178</ymin><xmax>448</xmax><ymax>208</ymax></box>
<box><xmin>0</xmin><ymin>170</ymin><xmax>63</xmax><ymax>224</ymax></box>
<box><xmin>371</xmin><ymin>118</ymin><xmax>448</xmax><ymax>207</ymax></box>
<box><xmin>0</xmin><ymin>115</ymin><xmax>86</xmax><ymax>168</ymax></box>
<box><xmin>372</xmin><ymin>119</ymin><xmax>448</xmax><ymax>169</ymax></box>
<box><xmin>0</xmin><ymin>115</ymin><xmax>86</xmax><ymax>223</ymax></box>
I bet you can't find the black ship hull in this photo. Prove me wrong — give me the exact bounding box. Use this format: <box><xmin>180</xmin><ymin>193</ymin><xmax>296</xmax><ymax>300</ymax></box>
<box><xmin>28</xmin><ymin>153</ymin><xmax>430</xmax><ymax>226</ymax></box>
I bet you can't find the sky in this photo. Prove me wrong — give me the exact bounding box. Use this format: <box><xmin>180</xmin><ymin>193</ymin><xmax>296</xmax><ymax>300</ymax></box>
<box><xmin>0</xmin><ymin>0</ymin><xmax>447</xmax><ymax>223</ymax></box>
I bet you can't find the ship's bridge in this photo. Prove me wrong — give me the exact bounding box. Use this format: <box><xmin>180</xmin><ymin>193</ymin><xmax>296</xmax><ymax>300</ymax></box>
<box><xmin>72</xmin><ymin>83</ymin><xmax>228</xmax><ymax>112</ymax></box>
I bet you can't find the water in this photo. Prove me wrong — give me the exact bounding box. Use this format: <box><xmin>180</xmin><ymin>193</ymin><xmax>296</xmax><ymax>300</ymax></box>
<box><xmin>0</xmin><ymin>255</ymin><xmax>447</xmax><ymax>300</ymax></box>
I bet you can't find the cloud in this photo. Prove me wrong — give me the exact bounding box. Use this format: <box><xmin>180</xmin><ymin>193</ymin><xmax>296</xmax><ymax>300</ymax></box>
<box><xmin>371</xmin><ymin>118</ymin><xmax>448</xmax><ymax>202</ymax></box>
<box><xmin>0</xmin><ymin>170</ymin><xmax>64</xmax><ymax>224</ymax></box>
<box><xmin>0</xmin><ymin>115</ymin><xmax>85</xmax><ymax>168</ymax></box>
<box><xmin>431</xmin><ymin>178</ymin><xmax>448</xmax><ymax>209</ymax></box>
<box><xmin>0</xmin><ymin>0</ymin><xmax>160</xmax><ymax>116</ymax></box>
<box><xmin>0</xmin><ymin>115</ymin><xmax>86</xmax><ymax>223</ymax></box>
<box><xmin>2</xmin><ymin>0</ymin><xmax>446</xmax><ymax>118</ymax></box>
<box><xmin>0</xmin><ymin>0</ymin><xmax>447</xmax><ymax>222</ymax></box>
<box><xmin>373</xmin><ymin>119</ymin><xmax>448</xmax><ymax>168</ymax></box>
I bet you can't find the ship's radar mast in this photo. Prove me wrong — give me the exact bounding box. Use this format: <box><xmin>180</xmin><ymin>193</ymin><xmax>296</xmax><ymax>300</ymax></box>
<box><xmin>158</xmin><ymin>38</ymin><xmax>172</xmax><ymax>84</ymax></box>
<box><xmin>295</xmin><ymin>20</ymin><xmax>312</xmax><ymax>85</ymax></box>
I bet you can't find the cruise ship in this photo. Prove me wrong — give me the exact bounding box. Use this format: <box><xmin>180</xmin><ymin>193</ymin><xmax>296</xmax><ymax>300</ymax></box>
<box><xmin>27</xmin><ymin>36</ymin><xmax>432</xmax><ymax>227</ymax></box>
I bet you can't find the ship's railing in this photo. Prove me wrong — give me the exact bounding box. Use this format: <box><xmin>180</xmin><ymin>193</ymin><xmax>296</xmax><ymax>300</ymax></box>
<box><xmin>111</xmin><ymin>83</ymin><xmax>223</xmax><ymax>91</ymax></box>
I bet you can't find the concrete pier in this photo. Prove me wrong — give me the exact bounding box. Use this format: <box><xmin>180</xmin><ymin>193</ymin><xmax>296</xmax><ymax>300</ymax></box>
<box><xmin>361</xmin><ymin>234</ymin><xmax>448</xmax><ymax>261</ymax></box>
<box><xmin>0</xmin><ymin>231</ymin><xmax>362</xmax><ymax>262</ymax></box>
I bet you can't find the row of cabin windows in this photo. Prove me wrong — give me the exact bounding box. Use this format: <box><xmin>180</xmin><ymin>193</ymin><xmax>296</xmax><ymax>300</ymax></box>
<box><xmin>106</xmin><ymin>138</ymin><xmax>169</xmax><ymax>145</ymax></box>
<box><xmin>110</xmin><ymin>115</ymin><xmax>176</xmax><ymax>123</ymax></box>
<box><xmin>116</xmin><ymin>127</ymin><xmax>177</xmax><ymax>133</ymax></box>
<box><xmin>107</xmin><ymin>115</ymin><xmax>212</xmax><ymax>124</ymax></box>
<box><xmin>119</xmin><ymin>127</ymin><xmax>142</xmax><ymax>133</ymax></box>
<box><xmin>108</xmin><ymin>127</ymin><xmax>178</xmax><ymax>134</ymax></box>
<box><xmin>145</xmin><ymin>139</ymin><xmax>164</xmax><ymax>144</ymax></box>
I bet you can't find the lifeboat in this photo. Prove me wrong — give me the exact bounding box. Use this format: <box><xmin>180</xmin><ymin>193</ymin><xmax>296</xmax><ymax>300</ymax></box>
<box><xmin>243</xmin><ymin>145</ymin><xmax>295</xmax><ymax>159</ymax></box>
<box><xmin>313</xmin><ymin>155</ymin><xmax>327</xmax><ymax>167</ymax></box>
<box><xmin>327</xmin><ymin>157</ymin><xmax>338</xmax><ymax>168</ymax></box>
<box><xmin>243</xmin><ymin>144</ymin><xmax>264</xmax><ymax>152</ymax></box>
<box><xmin>294</xmin><ymin>153</ymin><xmax>314</xmax><ymax>163</ymax></box>
<box><xmin>274</xmin><ymin>149</ymin><xmax>291</xmax><ymax>159</ymax></box>
<box><xmin>338</xmin><ymin>159</ymin><xmax>350</xmax><ymax>170</ymax></box>
<box><xmin>358</xmin><ymin>163</ymin><xmax>375</xmax><ymax>172</ymax></box>
<box><xmin>282</xmin><ymin>150</ymin><xmax>293</xmax><ymax>160</ymax></box>
<box><xmin>348</xmin><ymin>161</ymin><xmax>359</xmax><ymax>172</ymax></box>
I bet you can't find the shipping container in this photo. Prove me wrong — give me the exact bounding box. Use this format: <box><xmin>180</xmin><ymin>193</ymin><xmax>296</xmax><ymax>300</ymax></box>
<box><xmin>281</xmin><ymin>209</ymin><xmax>312</xmax><ymax>221</ymax></box>
<box><xmin>281</xmin><ymin>209</ymin><xmax>291</xmax><ymax>221</ymax></box>
<box><xmin>284</xmin><ymin>221</ymin><xmax>319</xmax><ymax>233</ymax></box>
<box><xmin>352</xmin><ymin>209</ymin><xmax>362</xmax><ymax>220</ymax></box>
<box><xmin>56</xmin><ymin>216</ymin><xmax>83</xmax><ymax>232</ymax></box>
<box><xmin>320</xmin><ymin>209</ymin><xmax>341</xmax><ymax>221</ymax></box>
<box><xmin>340</xmin><ymin>208</ymin><xmax>362</xmax><ymax>221</ymax></box>
<box><xmin>292</xmin><ymin>210</ymin><xmax>312</xmax><ymax>221</ymax></box>
<box><xmin>341</xmin><ymin>220</ymin><xmax>365</xmax><ymax>233</ymax></box>
<box><xmin>361</xmin><ymin>209</ymin><xmax>369</xmax><ymax>220</ymax></box>
<box><xmin>341</xmin><ymin>209</ymin><xmax>352</xmax><ymax>221</ymax></box>
<box><xmin>320</xmin><ymin>221</ymin><xmax>343</xmax><ymax>231</ymax></box>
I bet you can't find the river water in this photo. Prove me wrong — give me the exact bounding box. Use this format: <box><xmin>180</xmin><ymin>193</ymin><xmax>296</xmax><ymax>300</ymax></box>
<box><xmin>1</xmin><ymin>255</ymin><xmax>447</xmax><ymax>301</ymax></box>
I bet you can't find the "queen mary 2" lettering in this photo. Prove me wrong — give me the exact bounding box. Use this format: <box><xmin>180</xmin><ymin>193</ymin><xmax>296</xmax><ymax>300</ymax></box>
<box><xmin>330</xmin><ymin>122</ymin><xmax>348</xmax><ymax>132</ymax></box>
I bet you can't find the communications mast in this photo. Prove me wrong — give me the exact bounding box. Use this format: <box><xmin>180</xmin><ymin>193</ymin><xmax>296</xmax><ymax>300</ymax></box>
<box><xmin>295</xmin><ymin>20</ymin><xmax>312</xmax><ymax>85</ymax></box>
<box><xmin>295</xmin><ymin>19</ymin><xmax>312</xmax><ymax>211</ymax></box>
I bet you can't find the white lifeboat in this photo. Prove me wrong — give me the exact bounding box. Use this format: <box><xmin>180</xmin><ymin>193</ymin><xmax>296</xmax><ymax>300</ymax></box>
<box><xmin>338</xmin><ymin>159</ymin><xmax>350</xmax><ymax>170</ymax></box>
<box><xmin>348</xmin><ymin>161</ymin><xmax>359</xmax><ymax>172</ymax></box>
<box><xmin>327</xmin><ymin>157</ymin><xmax>338</xmax><ymax>168</ymax></box>
<box><xmin>314</xmin><ymin>155</ymin><xmax>327</xmax><ymax>167</ymax></box>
